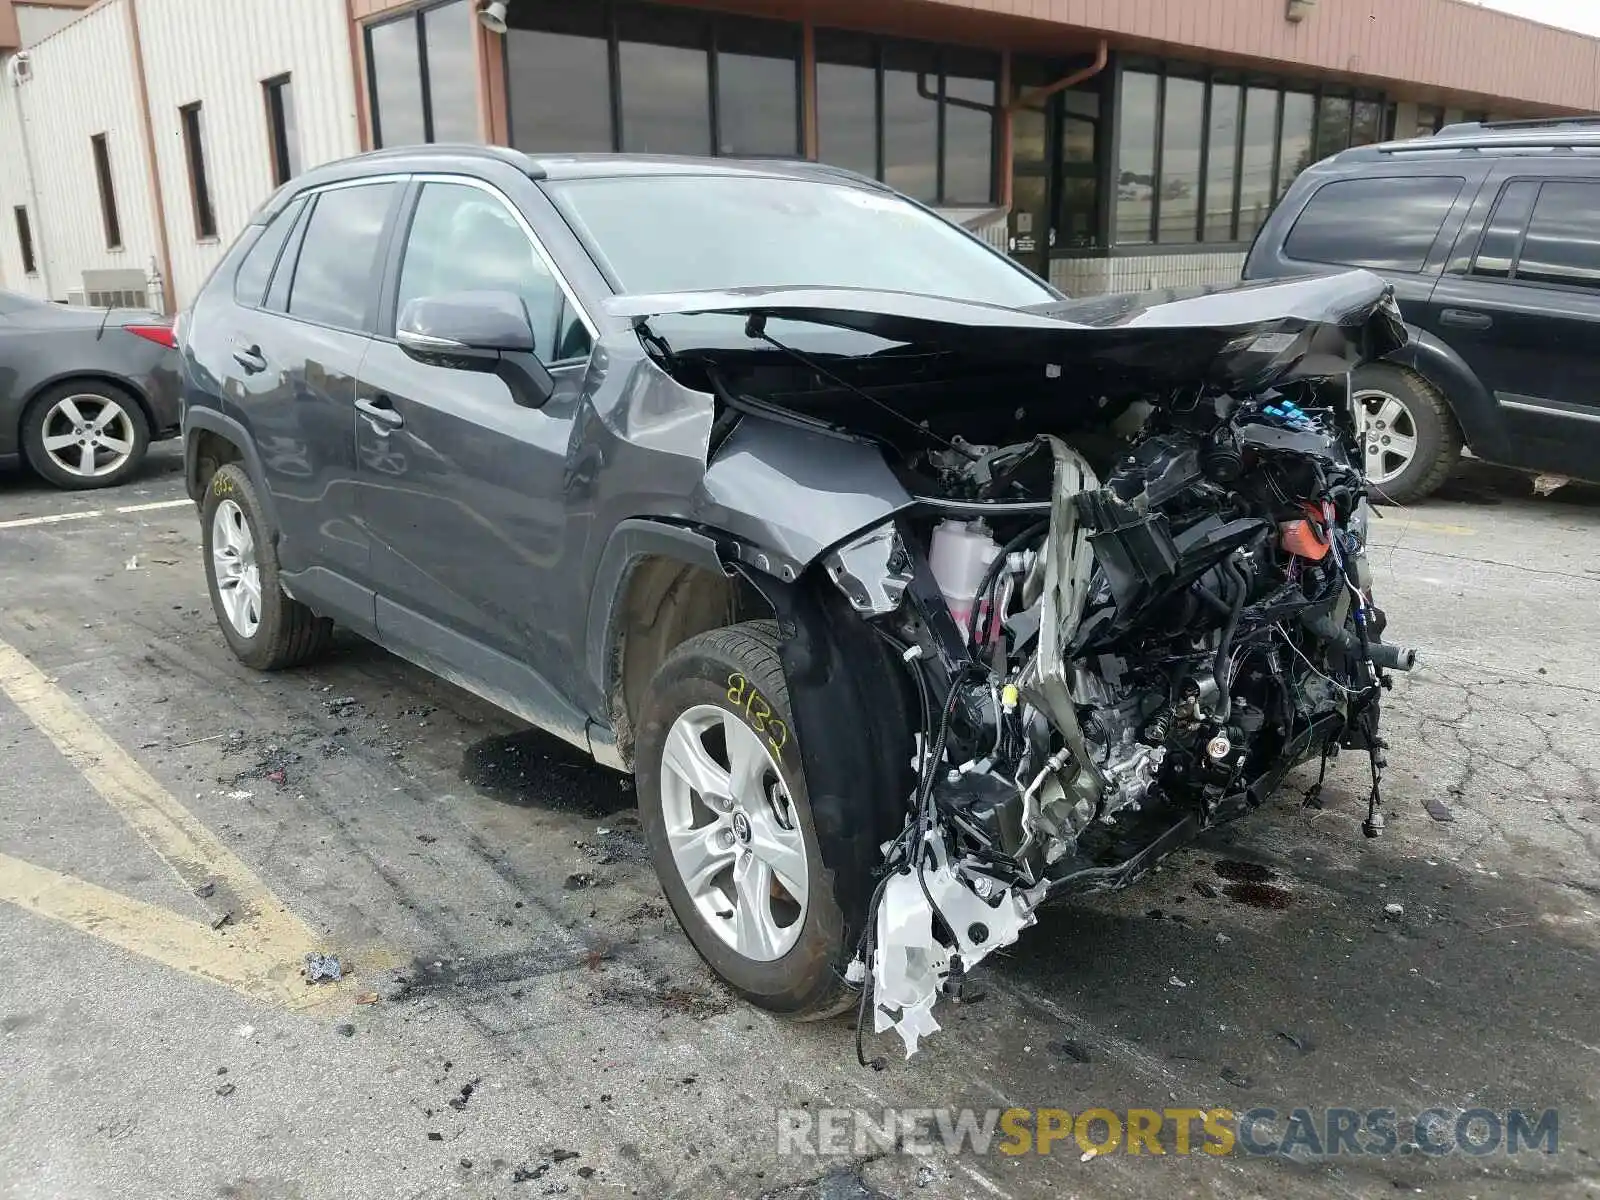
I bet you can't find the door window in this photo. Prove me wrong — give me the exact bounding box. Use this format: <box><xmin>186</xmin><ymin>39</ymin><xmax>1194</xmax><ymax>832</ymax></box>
<box><xmin>1470</xmin><ymin>181</ymin><xmax>1537</xmax><ymax>279</ymax></box>
<box><xmin>394</xmin><ymin>181</ymin><xmax>591</xmax><ymax>363</ymax></box>
<box><xmin>1283</xmin><ymin>175</ymin><xmax>1464</xmax><ymax>272</ymax></box>
<box><xmin>1514</xmin><ymin>181</ymin><xmax>1600</xmax><ymax>290</ymax></box>
<box><xmin>234</xmin><ymin>196</ymin><xmax>306</xmax><ymax>307</ymax></box>
<box><xmin>286</xmin><ymin>183</ymin><xmax>399</xmax><ymax>331</ymax></box>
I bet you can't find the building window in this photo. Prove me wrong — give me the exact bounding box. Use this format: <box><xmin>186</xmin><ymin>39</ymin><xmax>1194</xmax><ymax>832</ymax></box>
<box><xmin>504</xmin><ymin>2</ymin><xmax>801</xmax><ymax>161</ymax></box>
<box><xmin>1114</xmin><ymin>62</ymin><xmax>1387</xmax><ymax>247</ymax></box>
<box><xmin>91</xmin><ymin>133</ymin><xmax>122</xmax><ymax>250</ymax></box>
<box><xmin>816</xmin><ymin>30</ymin><xmax>998</xmax><ymax>205</ymax></box>
<box><xmin>366</xmin><ymin>0</ymin><xmax>477</xmax><ymax>149</ymax></box>
<box><xmin>180</xmin><ymin>102</ymin><xmax>218</xmax><ymax>239</ymax></box>
<box><xmin>14</xmin><ymin>206</ymin><xmax>37</xmax><ymax>275</ymax></box>
<box><xmin>264</xmin><ymin>75</ymin><xmax>301</xmax><ymax>186</ymax></box>
<box><xmin>1415</xmin><ymin>105</ymin><xmax>1445</xmax><ymax>137</ymax></box>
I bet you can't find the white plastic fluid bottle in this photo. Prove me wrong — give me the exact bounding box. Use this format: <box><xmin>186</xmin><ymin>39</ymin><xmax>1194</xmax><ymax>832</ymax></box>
<box><xmin>928</xmin><ymin>519</ymin><xmax>1000</xmax><ymax>639</ymax></box>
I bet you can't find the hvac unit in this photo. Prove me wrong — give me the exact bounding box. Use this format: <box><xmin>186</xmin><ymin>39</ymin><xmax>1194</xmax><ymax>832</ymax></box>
<box><xmin>81</xmin><ymin>269</ymin><xmax>153</xmax><ymax>311</ymax></box>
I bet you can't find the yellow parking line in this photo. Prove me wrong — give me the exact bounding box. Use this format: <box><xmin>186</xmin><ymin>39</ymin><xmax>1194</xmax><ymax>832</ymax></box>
<box><xmin>0</xmin><ymin>635</ymin><xmax>347</xmax><ymax>1009</ymax></box>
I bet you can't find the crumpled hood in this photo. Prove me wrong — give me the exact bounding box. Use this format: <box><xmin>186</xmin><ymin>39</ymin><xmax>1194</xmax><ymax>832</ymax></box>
<box><xmin>606</xmin><ymin>270</ymin><xmax>1407</xmax><ymax>395</ymax></box>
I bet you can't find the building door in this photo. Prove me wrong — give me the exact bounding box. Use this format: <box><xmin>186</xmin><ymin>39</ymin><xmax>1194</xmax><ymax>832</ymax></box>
<box><xmin>1008</xmin><ymin>65</ymin><xmax>1103</xmax><ymax>281</ymax></box>
<box><xmin>1009</xmin><ymin>101</ymin><xmax>1051</xmax><ymax>277</ymax></box>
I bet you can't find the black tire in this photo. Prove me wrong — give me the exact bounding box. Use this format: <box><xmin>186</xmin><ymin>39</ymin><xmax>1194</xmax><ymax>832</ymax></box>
<box><xmin>20</xmin><ymin>381</ymin><xmax>150</xmax><ymax>490</ymax></box>
<box><xmin>635</xmin><ymin>621</ymin><xmax>864</xmax><ymax>1020</ymax></box>
<box><xmin>200</xmin><ymin>463</ymin><xmax>333</xmax><ymax>670</ymax></box>
<box><xmin>1352</xmin><ymin>363</ymin><xmax>1461</xmax><ymax>504</ymax></box>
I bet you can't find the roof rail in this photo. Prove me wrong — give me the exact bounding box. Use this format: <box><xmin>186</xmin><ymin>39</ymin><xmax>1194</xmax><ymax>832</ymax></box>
<box><xmin>1480</xmin><ymin>115</ymin><xmax>1600</xmax><ymax>130</ymax></box>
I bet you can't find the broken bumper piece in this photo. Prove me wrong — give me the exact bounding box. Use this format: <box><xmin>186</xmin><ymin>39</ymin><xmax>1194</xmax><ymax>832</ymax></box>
<box><xmin>867</xmin><ymin>831</ymin><xmax>1044</xmax><ymax>1057</ymax></box>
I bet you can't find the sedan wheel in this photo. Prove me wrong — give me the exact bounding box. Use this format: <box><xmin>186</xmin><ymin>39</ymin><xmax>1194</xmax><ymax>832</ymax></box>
<box><xmin>1355</xmin><ymin>388</ymin><xmax>1420</xmax><ymax>487</ymax></box>
<box><xmin>211</xmin><ymin>498</ymin><xmax>263</xmax><ymax>639</ymax></box>
<box><xmin>658</xmin><ymin>703</ymin><xmax>808</xmax><ymax>962</ymax></box>
<box><xmin>22</xmin><ymin>384</ymin><xmax>150</xmax><ymax>490</ymax></box>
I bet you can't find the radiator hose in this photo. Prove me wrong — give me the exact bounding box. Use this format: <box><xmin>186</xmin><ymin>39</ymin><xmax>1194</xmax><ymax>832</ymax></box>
<box><xmin>1298</xmin><ymin>610</ymin><xmax>1417</xmax><ymax>672</ymax></box>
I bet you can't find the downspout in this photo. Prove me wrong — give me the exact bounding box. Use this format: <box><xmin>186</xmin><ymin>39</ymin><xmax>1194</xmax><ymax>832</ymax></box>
<box><xmin>1006</xmin><ymin>38</ymin><xmax>1109</xmax><ymax>114</ymax></box>
<box><xmin>6</xmin><ymin>61</ymin><xmax>53</xmax><ymax>298</ymax></box>
<box><xmin>125</xmin><ymin>0</ymin><xmax>175</xmax><ymax>313</ymax></box>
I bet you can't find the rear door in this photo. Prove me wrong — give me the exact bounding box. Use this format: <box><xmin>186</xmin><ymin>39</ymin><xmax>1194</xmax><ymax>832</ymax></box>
<box><xmin>1424</xmin><ymin>168</ymin><xmax>1600</xmax><ymax>477</ymax></box>
<box><xmin>352</xmin><ymin>175</ymin><xmax>598</xmax><ymax>714</ymax></box>
<box><xmin>230</xmin><ymin>178</ymin><xmax>405</xmax><ymax>634</ymax></box>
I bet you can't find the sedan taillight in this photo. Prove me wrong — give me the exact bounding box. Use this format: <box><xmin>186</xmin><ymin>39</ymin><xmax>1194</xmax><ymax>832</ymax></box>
<box><xmin>125</xmin><ymin>323</ymin><xmax>177</xmax><ymax>349</ymax></box>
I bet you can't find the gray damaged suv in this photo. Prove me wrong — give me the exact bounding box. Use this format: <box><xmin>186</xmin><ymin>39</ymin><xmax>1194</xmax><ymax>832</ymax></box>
<box><xmin>180</xmin><ymin>148</ymin><xmax>1415</xmax><ymax>1058</ymax></box>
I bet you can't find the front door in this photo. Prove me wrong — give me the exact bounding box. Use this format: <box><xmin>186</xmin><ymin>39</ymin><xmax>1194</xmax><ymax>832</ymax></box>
<box><xmin>353</xmin><ymin>178</ymin><xmax>599</xmax><ymax>718</ymax></box>
<box><xmin>1423</xmin><ymin>173</ymin><xmax>1600</xmax><ymax>478</ymax></box>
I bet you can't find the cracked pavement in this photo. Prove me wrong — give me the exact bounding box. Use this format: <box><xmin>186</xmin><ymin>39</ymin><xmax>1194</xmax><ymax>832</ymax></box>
<box><xmin>0</xmin><ymin>446</ymin><xmax>1596</xmax><ymax>1199</ymax></box>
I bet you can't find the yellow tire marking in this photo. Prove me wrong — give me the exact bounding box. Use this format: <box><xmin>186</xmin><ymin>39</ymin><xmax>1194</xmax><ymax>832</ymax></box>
<box><xmin>0</xmin><ymin>635</ymin><xmax>346</xmax><ymax>1009</ymax></box>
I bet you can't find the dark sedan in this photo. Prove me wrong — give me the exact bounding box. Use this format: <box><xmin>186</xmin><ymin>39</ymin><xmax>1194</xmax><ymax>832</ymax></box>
<box><xmin>0</xmin><ymin>290</ymin><xmax>181</xmax><ymax>489</ymax></box>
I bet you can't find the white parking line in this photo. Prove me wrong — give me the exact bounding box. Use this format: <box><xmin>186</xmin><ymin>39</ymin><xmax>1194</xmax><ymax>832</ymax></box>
<box><xmin>0</xmin><ymin>497</ymin><xmax>191</xmax><ymax>531</ymax></box>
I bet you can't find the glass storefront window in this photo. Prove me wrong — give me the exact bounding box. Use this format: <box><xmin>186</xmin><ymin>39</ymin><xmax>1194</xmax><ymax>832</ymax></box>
<box><xmin>881</xmin><ymin>43</ymin><xmax>939</xmax><ymax>202</ymax></box>
<box><xmin>816</xmin><ymin>32</ymin><xmax>877</xmax><ymax>178</ymax></box>
<box><xmin>1316</xmin><ymin>96</ymin><xmax>1353</xmax><ymax>160</ymax></box>
<box><xmin>1158</xmin><ymin>77</ymin><xmax>1204</xmax><ymax>243</ymax></box>
<box><xmin>506</xmin><ymin>6</ymin><xmax>612</xmax><ymax>152</ymax></box>
<box><xmin>715</xmin><ymin>18</ymin><xmax>800</xmax><ymax>156</ymax></box>
<box><xmin>1203</xmin><ymin>82</ymin><xmax>1241</xmax><ymax>242</ymax></box>
<box><xmin>424</xmin><ymin>2</ymin><xmax>477</xmax><ymax>144</ymax></box>
<box><xmin>1237</xmin><ymin>87</ymin><xmax>1279</xmax><ymax>241</ymax></box>
<box><xmin>1278</xmin><ymin>92</ymin><xmax>1316</xmax><ymax>199</ymax></box>
<box><xmin>943</xmin><ymin>50</ymin><xmax>998</xmax><ymax>205</ymax></box>
<box><xmin>368</xmin><ymin>15</ymin><xmax>425</xmax><ymax>148</ymax></box>
<box><xmin>367</xmin><ymin>1</ymin><xmax>474</xmax><ymax>148</ymax></box>
<box><xmin>617</xmin><ymin>7</ymin><xmax>710</xmax><ymax>155</ymax></box>
<box><xmin>1351</xmin><ymin>99</ymin><xmax>1383</xmax><ymax>147</ymax></box>
<box><xmin>1115</xmin><ymin>71</ymin><xmax>1159</xmax><ymax>244</ymax></box>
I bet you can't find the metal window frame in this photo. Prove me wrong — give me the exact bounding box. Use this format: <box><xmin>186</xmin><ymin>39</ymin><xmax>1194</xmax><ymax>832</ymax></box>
<box><xmin>179</xmin><ymin>101</ymin><xmax>217</xmax><ymax>240</ymax></box>
<box><xmin>13</xmin><ymin>205</ymin><xmax>37</xmax><ymax>275</ymax></box>
<box><xmin>90</xmin><ymin>132</ymin><xmax>122</xmax><ymax>251</ymax></box>
<box><xmin>264</xmin><ymin>74</ymin><xmax>295</xmax><ymax>187</ymax></box>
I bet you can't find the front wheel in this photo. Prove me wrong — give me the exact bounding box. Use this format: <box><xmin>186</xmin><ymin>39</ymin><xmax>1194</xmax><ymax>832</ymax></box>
<box><xmin>635</xmin><ymin>621</ymin><xmax>861</xmax><ymax>1020</ymax></box>
<box><xmin>1352</xmin><ymin>364</ymin><xmax>1461</xmax><ymax>504</ymax></box>
<box><xmin>200</xmin><ymin>464</ymin><xmax>333</xmax><ymax>670</ymax></box>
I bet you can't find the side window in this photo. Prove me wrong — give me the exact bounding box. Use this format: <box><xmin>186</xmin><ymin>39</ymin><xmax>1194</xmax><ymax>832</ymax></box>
<box><xmin>233</xmin><ymin>196</ymin><xmax>306</xmax><ymax>307</ymax></box>
<box><xmin>1283</xmin><ymin>176</ymin><xmax>1464</xmax><ymax>272</ymax></box>
<box><xmin>1470</xmin><ymin>181</ymin><xmax>1537</xmax><ymax>280</ymax></box>
<box><xmin>395</xmin><ymin>181</ymin><xmax>592</xmax><ymax>363</ymax></box>
<box><xmin>1514</xmin><ymin>181</ymin><xmax>1600</xmax><ymax>290</ymax></box>
<box><xmin>285</xmin><ymin>182</ymin><xmax>399</xmax><ymax>331</ymax></box>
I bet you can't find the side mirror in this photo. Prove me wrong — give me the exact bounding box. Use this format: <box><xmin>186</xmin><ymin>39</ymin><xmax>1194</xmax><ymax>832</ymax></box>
<box><xmin>396</xmin><ymin>290</ymin><xmax>554</xmax><ymax>408</ymax></box>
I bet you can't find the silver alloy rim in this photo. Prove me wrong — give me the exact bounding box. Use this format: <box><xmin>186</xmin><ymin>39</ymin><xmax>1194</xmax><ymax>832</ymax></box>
<box><xmin>211</xmin><ymin>499</ymin><xmax>263</xmax><ymax>639</ymax></box>
<box><xmin>1354</xmin><ymin>388</ymin><xmax>1420</xmax><ymax>487</ymax></box>
<box><xmin>39</xmin><ymin>394</ymin><xmax>136</xmax><ymax>478</ymax></box>
<box><xmin>658</xmin><ymin>703</ymin><xmax>808</xmax><ymax>962</ymax></box>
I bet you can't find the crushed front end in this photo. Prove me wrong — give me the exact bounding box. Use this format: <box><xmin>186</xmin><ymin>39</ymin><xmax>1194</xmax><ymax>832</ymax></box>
<box><xmin>626</xmin><ymin>270</ymin><xmax>1418</xmax><ymax>1058</ymax></box>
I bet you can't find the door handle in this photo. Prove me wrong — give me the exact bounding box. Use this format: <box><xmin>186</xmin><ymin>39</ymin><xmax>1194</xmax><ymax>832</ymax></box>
<box><xmin>231</xmin><ymin>343</ymin><xmax>267</xmax><ymax>373</ymax></box>
<box><xmin>356</xmin><ymin>394</ymin><xmax>404</xmax><ymax>431</ymax></box>
<box><xmin>1439</xmin><ymin>308</ymin><xmax>1493</xmax><ymax>330</ymax></box>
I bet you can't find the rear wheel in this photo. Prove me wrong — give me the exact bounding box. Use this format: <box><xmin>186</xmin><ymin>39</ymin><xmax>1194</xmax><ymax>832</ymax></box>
<box><xmin>635</xmin><ymin>621</ymin><xmax>863</xmax><ymax>1019</ymax></box>
<box><xmin>21</xmin><ymin>382</ymin><xmax>149</xmax><ymax>489</ymax></box>
<box><xmin>1352</xmin><ymin>364</ymin><xmax>1460</xmax><ymax>504</ymax></box>
<box><xmin>200</xmin><ymin>464</ymin><xmax>333</xmax><ymax>670</ymax></box>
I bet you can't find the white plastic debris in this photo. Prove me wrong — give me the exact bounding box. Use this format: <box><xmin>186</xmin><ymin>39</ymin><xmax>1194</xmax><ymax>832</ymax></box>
<box><xmin>1384</xmin><ymin>902</ymin><xmax>1404</xmax><ymax>919</ymax></box>
<box><xmin>871</xmin><ymin>831</ymin><xmax>1039</xmax><ymax>1057</ymax></box>
<box><xmin>1168</xmin><ymin>975</ymin><xmax>1188</xmax><ymax>988</ymax></box>
<box><xmin>234</xmin><ymin>1024</ymin><xmax>254</xmax><ymax>1038</ymax></box>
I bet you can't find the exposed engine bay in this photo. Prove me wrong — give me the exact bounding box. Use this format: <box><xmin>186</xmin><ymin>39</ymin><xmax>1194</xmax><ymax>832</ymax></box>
<box><xmin>626</xmin><ymin>270</ymin><xmax>1417</xmax><ymax>1060</ymax></box>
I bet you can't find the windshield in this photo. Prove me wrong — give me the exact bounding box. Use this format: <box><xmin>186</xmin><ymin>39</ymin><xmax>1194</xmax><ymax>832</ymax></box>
<box><xmin>547</xmin><ymin>175</ymin><xmax>1055</xmax><ymax>309</ymax></box>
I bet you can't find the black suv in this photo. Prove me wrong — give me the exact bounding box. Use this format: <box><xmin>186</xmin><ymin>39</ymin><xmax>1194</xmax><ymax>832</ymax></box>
<box><xmin>179</xmin><ymin>146</ymin><xmax>1411</xmax><ymax>1056</ymax></box>
<box><xmin>1244</xmin><ymin>117</ymin><xmax>1600</xmax><ymax>502</ymax></box>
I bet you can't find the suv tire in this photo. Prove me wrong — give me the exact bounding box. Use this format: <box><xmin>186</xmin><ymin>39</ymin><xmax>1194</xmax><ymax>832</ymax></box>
<box><xmin>1352</xmin><ymin>364</ymin><xmax>1461</xmax><ymax>504</ymax></box>
<box><xmin>200</xmin><ymin>463</ymin><xmax>333</xmax><ymax>670</ymax></box>
<box><xmin>635</xmin><ymin>621</ymin><xmax>859</xmax><ymax>1020</ymax></box>
<box><xmin>21</xmin><ymin>382</ymin><xmax>150</xmax><ymax>490</ymax></box>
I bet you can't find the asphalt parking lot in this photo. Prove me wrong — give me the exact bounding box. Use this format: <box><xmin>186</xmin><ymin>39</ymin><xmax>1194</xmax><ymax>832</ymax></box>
<box><xmin>0</xmin><ymin>444</ymin><xmax>1596</xmax><ymax>1200</ymax></box>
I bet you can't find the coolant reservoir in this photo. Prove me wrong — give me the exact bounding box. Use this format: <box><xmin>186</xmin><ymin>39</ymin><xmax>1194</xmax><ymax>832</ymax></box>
<box><xmin>928</xmin><ymin>519</ymin><xmax>999</xmax><ymax>636</ymax></box>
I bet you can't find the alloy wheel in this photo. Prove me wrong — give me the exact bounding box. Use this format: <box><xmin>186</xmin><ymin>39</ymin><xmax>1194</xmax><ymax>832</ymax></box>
<box><xmin>1354</xmin><ymin>388</ymin><xmax>1420</xmax><ymax>486</ymax></box>
<box><xmin>211</xmin><ymin>499</ymin><xmax>263</xmax><ymax>638</ymax></box>
<box><xmin>658</xmin><ymin>703</ymin><xmax>808</xmax><ymax>962</ymax></box>
<box><xmin>38</xmin><ymin>394</ymin><xmax>137</xmax><ymax>479</ymax></box>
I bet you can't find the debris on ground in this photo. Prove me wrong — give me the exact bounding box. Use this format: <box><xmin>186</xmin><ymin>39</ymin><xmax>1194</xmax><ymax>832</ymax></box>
<box><xmin>194</xmin><ymin>879</ymin><xmax>217</xmax><ymax>899</ymax></box>
<box><xmin>575</xmin><ymin>1167</ymin><xmax>594</xmax><ymax>1179</ymax></box>
<box><xmin>234</xmin><ymin>1025</ymin><xmax>254</xmax><ymax>1039</ymax></box>
<box><xmin>378</xmin><ymin>970</ymin><xmax>412</xmax><ymax>1001</ymax></box>
<box><xmin>564</xmin><ymin>871</ymin><xmax>602</xmax><ymax>891</ymax></box>
<box><xmin>1220</xmin><ymin>1067</ymin><xmax>1251</xmax><ymax>1088</ymax></box>
<box><xmin>1193</xmin><ymin>880</ymin><xmax>1220</xmax><ymax>899</ymax></box>
<box><xmin>355</xmin><ymin>991</ymin><xmax>380</xmax><ymax>1005</ymax></box>
<box><xmin>1423</xmin><ymin>794</ymin><xmax>1457</xmax><ymax>822</ymax></box>
<box><xmin>335</xmin><ymin>1023</ymin><xmax>356</xmax><ymax>1037</ymax></box>
<box><xmin>1275</xmin><ymin>1029</ymin><xmax>1315</xmax><ymax>1053</ymax></box>
<box><xmin>324</xmin><ymin>696</ymin><xmax>360</xmax><ymax>712</ymax></box>
<box><xmin>303</xmin><ymin>952</ymin><xmax>343</xmax><ymax>982</ymax></box>
<box><xmin>1384</xmin><ymin>902</ymin><xmax>1405</xmax><ymax>920</ymax></box>
<box><xmin>512</xmin><ymin>1162</ymin><xmax>549</xmax><ymax>1182</ymax></box>
<box><xmin>215</xmin><ymin>1082</ymin><xmax>235</xmax><ymax>1097</ymax></box>
<box><xmin>551</xmin><ymin>1149</ymin><xmax>579</xmax><ymax>1162</ymax></box>
<box><xmin>1532</xmin><ymin>473</ymin><xmax>1571</xmax><ymax>497</ymax></box>
<box><xmin>1052</xmin><ymin>1039</ymin><xmax>1091</xmax><ymax>1063</ymax></box>
<box><xmin>1215</xmin><ymin>932</ymin><xmax>1231</xmax><ymax>945</ymax></box>
<box><xmin>209</xmin><ymin>910</ymin><xmax>232</xmax><ymax>930</ymax></box>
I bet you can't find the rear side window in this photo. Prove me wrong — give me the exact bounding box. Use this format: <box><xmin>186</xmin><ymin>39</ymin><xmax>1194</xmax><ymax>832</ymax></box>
<box><xmin>1471</xmin><ymin>181</ymin><xmax>1537</xmax><ymax>279</ymax></box>
<box><xmin>233</xmin><ymin>196</ymin><xmax>305</xmax><ymax>307</ymax></box>
<box><xmin>1284</xmin><ymin>176</ymin><xmax>1464</xmax><ymax>272</ymax></box>
<box><xmin>1514</xmin><ymin>181</ymin><xmax>1600</xmax><ymax>290</ymax></box>
<box><xmin>286</xmin><ymin>182</ymin><xmax>399</xmax><ymax>331</ymax></box>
